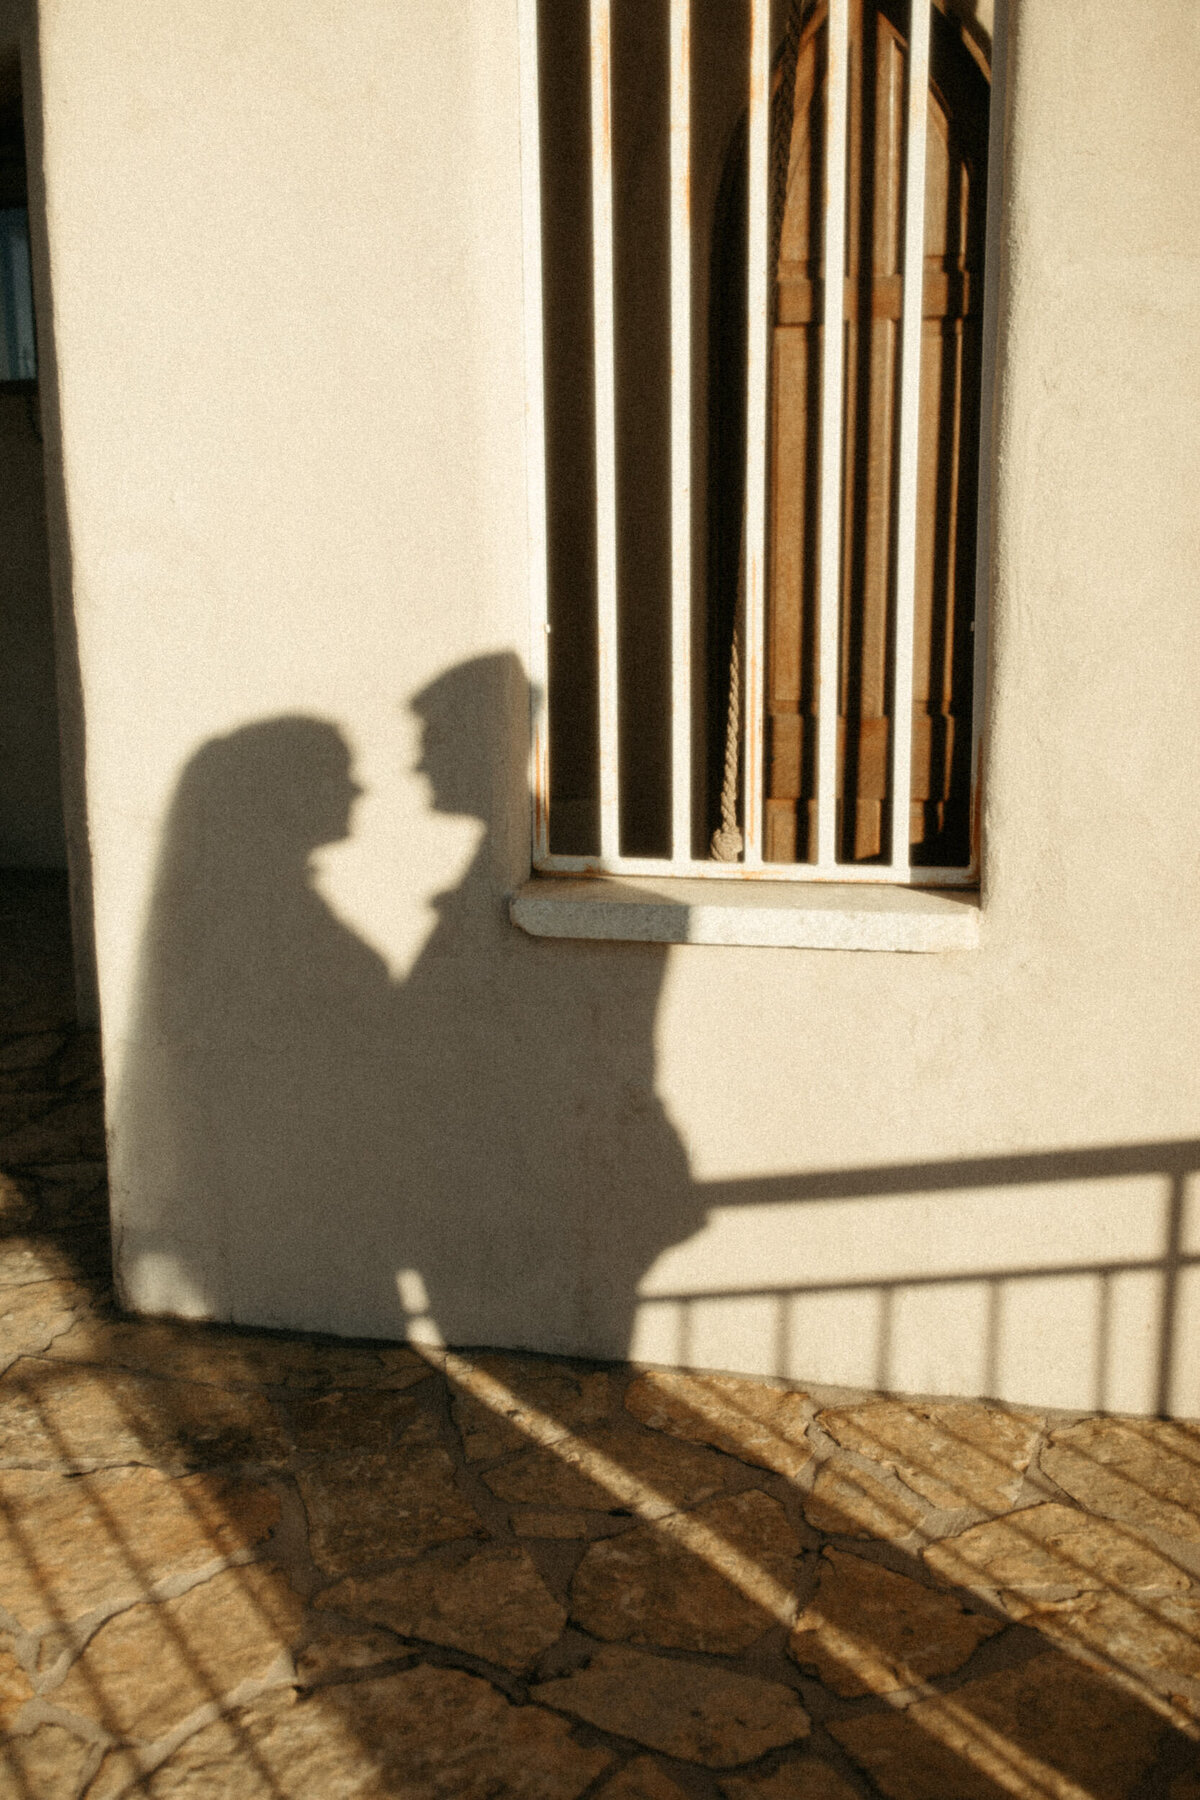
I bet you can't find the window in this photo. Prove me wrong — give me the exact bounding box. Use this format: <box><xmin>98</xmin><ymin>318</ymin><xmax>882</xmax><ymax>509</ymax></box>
<box><xmin>518</xmin><ymin>0</ymin><xmax>995</xmax><ymax>903</ymax></box>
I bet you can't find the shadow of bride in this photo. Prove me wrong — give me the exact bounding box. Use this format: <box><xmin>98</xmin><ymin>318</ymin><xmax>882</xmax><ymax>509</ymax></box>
<box><xmin>115</xmin><ymin>653</ymin><xmax>705</xmax><ymax>1361</ymax></box>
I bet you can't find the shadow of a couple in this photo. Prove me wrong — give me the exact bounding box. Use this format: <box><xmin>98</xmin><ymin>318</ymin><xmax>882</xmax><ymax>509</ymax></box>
<box><xmin>116</xmin><ymin>652</ymin><xmax>705</xmax><ymax>1360</ymax></box>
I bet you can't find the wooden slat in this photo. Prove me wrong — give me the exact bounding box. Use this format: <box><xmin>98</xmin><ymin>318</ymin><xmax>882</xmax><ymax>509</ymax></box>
<box><xmin>889</xmin><ymin>0</ymin><xmax>932</xmax><ymax>873</ymax></box>
<box><xmin>776</xmin><ymin>267</ymin><xmax>972</xmax><ymax>324</ymax></box>
<box><xmin>814</xmin><ymin>0</ymin><xmax>851</xmax><ymax>870</ymax></box>
<box><xmin>769</xmin><ymin>714</ymin><xmax>956</xmax><ymax>802</ymax></box>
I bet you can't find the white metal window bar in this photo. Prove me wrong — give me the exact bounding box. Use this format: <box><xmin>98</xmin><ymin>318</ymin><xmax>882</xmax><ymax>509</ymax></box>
<box><xmin>521</xmin><ymin>0</ymin><xmax>989</xmax><ymax>888</ymax></box>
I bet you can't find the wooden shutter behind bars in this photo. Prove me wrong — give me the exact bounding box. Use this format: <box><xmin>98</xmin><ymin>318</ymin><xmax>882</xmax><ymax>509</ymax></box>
<box><xmin>766</xmin><ymin>0</ymin><xmax>988</xmax><ymax>865</ymax></box>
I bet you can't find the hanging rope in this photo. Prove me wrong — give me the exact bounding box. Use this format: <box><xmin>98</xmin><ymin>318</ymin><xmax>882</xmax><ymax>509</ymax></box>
<box><xmin>710</xmin><ymin>537</ymin><xmax>745</xmax><ymax>859</ymax></box>
<box><xmin>710</xmin><ymin>0</ymin><xmax>805</xmax><ymax>862</ymax></box>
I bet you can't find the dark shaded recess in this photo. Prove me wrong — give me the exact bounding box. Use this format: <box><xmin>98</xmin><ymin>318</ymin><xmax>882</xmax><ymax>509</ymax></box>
<box><xmin>0</xmin><ymin>53</ymin><xmax>35</xmax><ymax>397</ymax></box>
<box><xmin>540</xmin><ymin>0</ymin><xmax>752</xmax><ymax>861</ymax></box>
<box><xmin>704</xmin><ymin>114</ymin><xmax>747</xmax><ymax>852</ymax></box>
<box><xmin>539</xmin><ymin>0</ymin><xmax>600</xmax><ymax>856</ymax></box>
<box><xmin>704</xmin><ymin>1</ymin><xmax>800</xmax><ymax>855</ymax></box>
<box><xmin>691</xmin><ymin>0</ymin><xmax>749</xmax><ymax>858</ymax></box>
<box><xmin>0</xmin><ymin>59</ymin><xmax>26</xmax><ymax>208</ymax></box>
<box><xmin>611</xmin><ymin>0</ymin><xmax>671</xmax><ymax>858</ymax></box>
<box><xmin>911</xmin><ymin>1</ymin><xmax>987</xmax><ymax>867</ymax></box>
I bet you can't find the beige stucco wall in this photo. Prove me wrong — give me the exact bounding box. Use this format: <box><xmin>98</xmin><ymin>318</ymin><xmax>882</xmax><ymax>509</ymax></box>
<box><xmin>30</xmin><ymin>0</ymin><xmax>1200</xmax><ymax>1413</ymax></box>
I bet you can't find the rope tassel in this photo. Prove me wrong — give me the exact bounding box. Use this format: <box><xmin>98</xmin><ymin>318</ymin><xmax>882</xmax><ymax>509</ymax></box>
<box><xmin>710</xmin><ymin>558</ymin><xmax>744</xmax><ymax>860</ymax></box>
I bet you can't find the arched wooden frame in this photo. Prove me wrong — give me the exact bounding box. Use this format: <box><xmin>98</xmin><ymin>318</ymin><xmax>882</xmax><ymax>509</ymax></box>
<box><xmin>765</xmin><ymin>0</ymin><xmax>989</xmax><ymax>866</ymax></box>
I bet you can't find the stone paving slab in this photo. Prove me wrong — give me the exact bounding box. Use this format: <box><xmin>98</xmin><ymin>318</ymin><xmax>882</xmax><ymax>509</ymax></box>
<box><xmin>86</xmin><ymin>1668</ymin><xmax>613</xmax><ymax>1800</ymax></box>
<box><xmin>0</xmin><ymin>1356</ymin><xmax>289</xmax><ymax>1472</ymax></box>
<box><xmin>788</xmin><ymin>1548</ymin><xmax>1003</xmax><ymax>1696</ymax></box>
<box><xmin>624</xmin><ymin>1371</ymin><xmax>815</xmax><ymax>1480</ymax></box>
<box><xmin>482</xmin><ymin>1423</ymin><xmax>735</xmax><ymax>1515</ymax></box>
<box><xmin>0</xmin><ymin>1467</ymin><xmax>279</xmax><ymax>1632</ymax></box>
<box><xmin>570</xmin><ymin>1489</ymin><xmax>801</xmax><ymax>1653</ymax></box>
<box><xmin>815</xmin><ymin>1400</ymin><xmax>1042</xmax><ymax>1515</ymax></box>
<box><xmin>318</xmin><ymin>1546</ymin><xmax>568</xmax><ymax>1673</ymax></box>
<box><xmin>532</xmin><ymin>1645</ymin><xmax>812</xmax><ymax>1768</ymax></box>
<box><xmin>828</xmin><ymin>1651</ymin><xmax>1168</xmax><ymax>1800</ymax></box>
<box><xmin>1</xmin><ymin>875</ymin><xmax>1200</xmax><ymax>1798</ymax></box>
<box><xmin>720</xmin><ymin>1762</ymin><xmax>862</xmax><ymax>1800</ymax></box>
<box><xmin>51</xmin><ymin>1563</ymin><xmax>305</xmax><ymax>1742</ymax></box>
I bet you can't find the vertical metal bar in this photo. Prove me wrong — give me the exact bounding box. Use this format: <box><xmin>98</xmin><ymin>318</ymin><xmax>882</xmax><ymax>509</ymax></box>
<box><xmin>888</xmin><ymin>0</ymin><xmax>931</xmax><ymax>875</ymax></box>
<box><xmin>815</xmin><ymin>0</ymin><xmax>850</xmax><ymax>869</ymax></box>
<box><xmin>518</xmin><ymin>0</ymin><xmax>551</xmax><ymax>864</ymax></box>
<box><xmin>591</xmin><ymin>0</ymin><xmax>621</xmax><ymax>858</ymax></box>
<box><xmin>969</xmin><ymin>0</ymin><xmax>1008</xmax><ymax>880</ymax></box>
<box><xmin>741</xmin><ymin>0</ymin><xmax>771</xmax><ymax>867</ymax></box>
<box><xmin>669</xmin><ymin>0</ymin><xmax>692</xmax><ymax>865</ymax></box>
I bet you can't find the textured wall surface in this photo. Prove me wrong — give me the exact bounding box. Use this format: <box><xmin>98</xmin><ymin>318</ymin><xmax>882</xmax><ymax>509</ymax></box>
<box><xmin>28</xmin><ymin>0</ymin><xmax>1200</xmax><ymax>1411</ymax></box>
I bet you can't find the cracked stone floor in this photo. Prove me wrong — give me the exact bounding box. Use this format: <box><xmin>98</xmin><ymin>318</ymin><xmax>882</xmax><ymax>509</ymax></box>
<box><xmin>1</xmin><ymin>870</ymin><xmax>1199</xmax><ymax>1800</ymax></box>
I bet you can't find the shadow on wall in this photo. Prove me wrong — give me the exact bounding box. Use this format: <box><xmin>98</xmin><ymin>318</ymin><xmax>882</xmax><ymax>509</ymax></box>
<box><xmin>114</xmin><ymin>653</ymin><xmax>704</xmax><ymax>1359</ymax></box>
<box><xmin>114</xmin><ymin>652</ymin><xmax>1200</xmax><ymax>1418</ymax></box>
<box><xmin>13</xmin><ymin>671</ymin><xmax>1199</xmax><ymax>1792</ymax></box>
<box><xmin>648</xmin><ymin>1139</ymin><xmax>1200</xmax><ymax>1420</ymax></box>
<box><xmin>3</xmin><ymin>894</ymin><xmax>1200</xmax><ymax>1792</ymax></box>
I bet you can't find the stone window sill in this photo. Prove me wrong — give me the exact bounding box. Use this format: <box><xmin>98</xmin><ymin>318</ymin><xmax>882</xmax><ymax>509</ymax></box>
<box><xmin>509</xmin><ymin>876</ymin><xmax>980</xmax><ymax>952</ymax></box>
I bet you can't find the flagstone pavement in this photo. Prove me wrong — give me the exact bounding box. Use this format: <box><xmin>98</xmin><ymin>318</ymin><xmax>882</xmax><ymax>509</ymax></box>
<box><xmin>1</xmin><ymin>870</ymin><xmax>1199</xmax><ymax>1799</ymax></box>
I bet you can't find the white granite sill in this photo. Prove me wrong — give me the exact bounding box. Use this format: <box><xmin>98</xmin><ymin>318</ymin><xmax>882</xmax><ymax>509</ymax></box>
<box><xmin>509</xmin><ymin>876</ymin><xmax>980</xmax><ymax>952</ymax></box>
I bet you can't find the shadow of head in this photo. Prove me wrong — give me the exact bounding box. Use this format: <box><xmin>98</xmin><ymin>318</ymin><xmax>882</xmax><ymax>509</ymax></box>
<box><xmin>171</xmin><ymin>717</ymin><xmax>364</xmax><ymax>862</ymax></box>
<box><xmin>411</xmin><ymin>652</ymin><xmax>531</xmax><ymax>823</ymax></box>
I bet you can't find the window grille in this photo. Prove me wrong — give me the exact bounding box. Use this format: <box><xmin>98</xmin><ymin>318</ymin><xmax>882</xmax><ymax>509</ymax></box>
<box><xmin>520</xmin><ymin>0</ymin><xmax>993</xmax><ymax>887</ymax></box>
